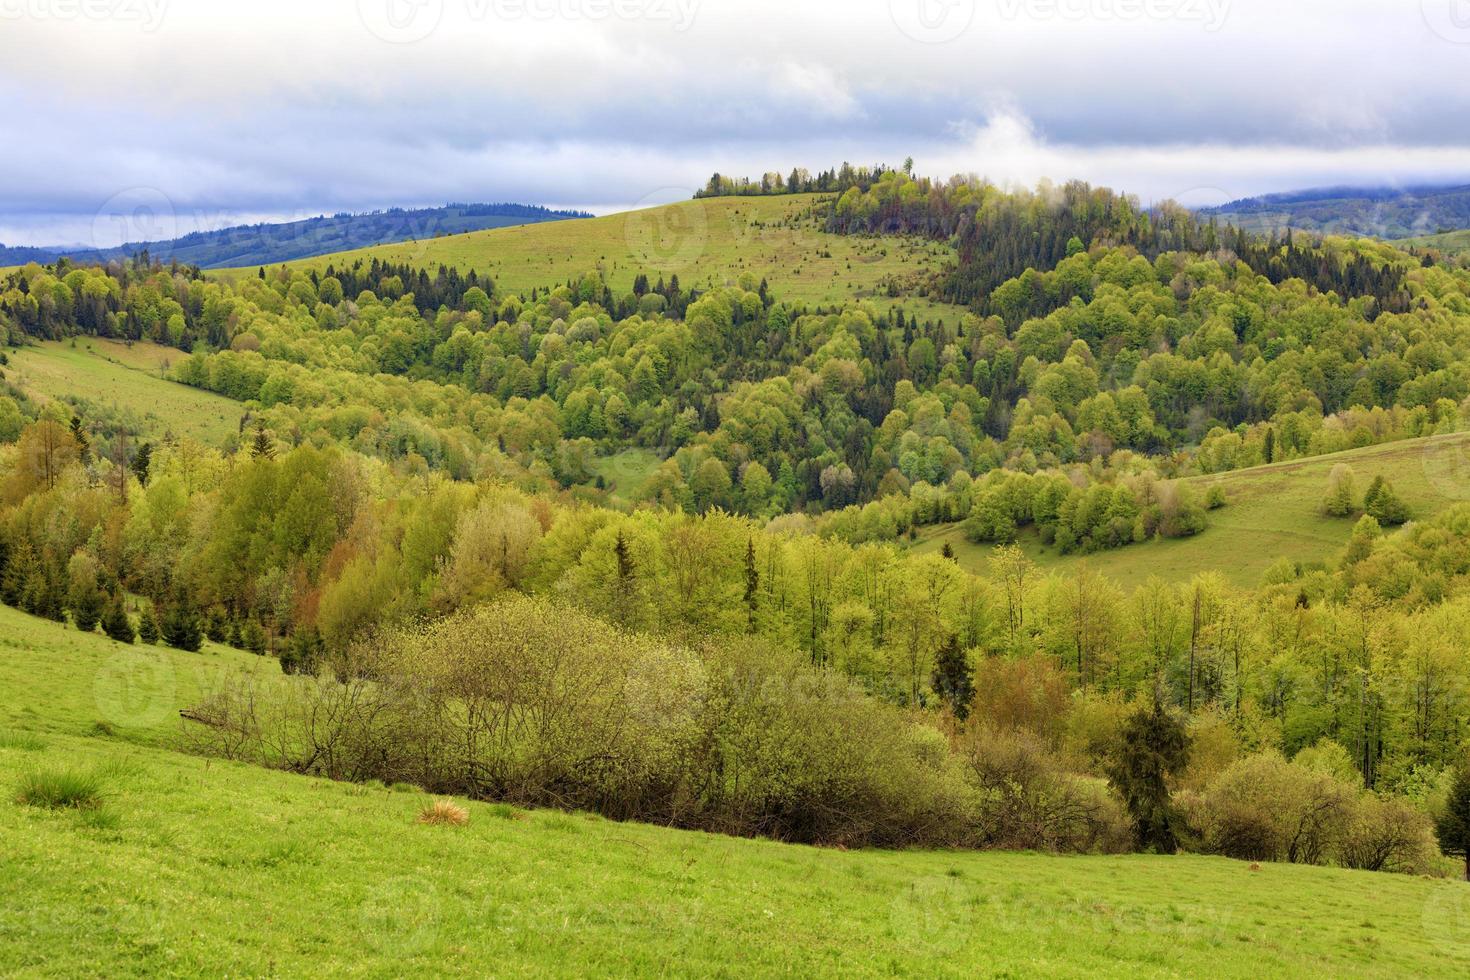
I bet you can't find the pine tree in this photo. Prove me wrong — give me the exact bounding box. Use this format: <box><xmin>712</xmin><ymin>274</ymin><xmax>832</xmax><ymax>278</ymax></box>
<box><xmin>1107</xmin><ymin>700</ymin><xmax>1190</xmax><ymax>854</ymax></box>
<box><xmin>206</xmin><ymin>608</ymin><xmax>228</xmax><ymax>644</ymax></box>
<box><xmin>70</xmin><ymin>581</ymin><xmax>104</xmax><ymax>633</ymax></box>
<box><xmin>242</xmin><ymin>619</ymin><xmax>267</xmax><ymax>656</ymax></box>
<box><xmin>1365</xmin><ymin>477</ymin><xmax>1411</xmax><ymax>525</ymax></box>
<box><xmin>251</xmin><ymin>424</ymin><xmax>275</xmax><ymax>460</ymax></box>
<box><xmin>930</xmin><ymin>634</ymin><xmax>974</xmax><ymax>719</ymax></box>
<box><xmin>279</xmin><ymin>626</ymin><xmax>323</xmax><ymax>676</ymax></box>
<box><xmin>1263</xmin><ymin>426</ymin><xmax>1275</xmax><ymax>464</ymax></box>
<box><xmin>161</xmin><ymin>602</ymin><xmax>203</xmax><ymax>652</ymax></box>
<box><xmin>1436</xmin><ymin>766</ymin><xmax>1470</xmax><ymax>882</ymax></box>
<box><xmin>1322</xmin><ymin>464</ymin><xmax>1356</xmax><ymax>517</ymax></box>
<box><xmin>743</xmin><ymin>536</ymin><xmax>759</xmax><ymax>631</ymax></box>
<box><xmin>137</xmin><ymin>606</ymin><xmax>160</xmax><ymax>645</ymax></box>
<box><xmin>131</xmin><ymin>442</ymin><xmax>152</xmax><ymax>487</ymax></box>
<box><xmin>69</xmin><ymin>415</ymin><xmax>91</xmax><ymax>465</ymax></box>
<box><xmin>101</xmin><ymin>597</ymin><xmax>136</xmax><ymax>644</ymax></box>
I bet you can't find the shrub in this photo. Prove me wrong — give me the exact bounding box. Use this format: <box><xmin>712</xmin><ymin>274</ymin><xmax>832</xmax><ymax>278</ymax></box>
<box><xmin>418</xmin><ymin>799</ymin><xmax>469</xmax><ymax>826</ymax></box>
<box><xmin>1339</xmin><ymin>794</ymin><xmax>1436</xmax><ymax>873</ymax></box>
<box><xmin>1322</xmin><ymin>464</ymin><xmax>1356</xmax><ymax>517</ymax></box>
<box><xmin>960</xmin><ymin>722</ymin><xmax>1129</xmax><ymax>853</ymax></box>
<box><xmin>15</xmin><ymin>767</ymin><xmax>104</xmax><ymax>810</ymax></box>
<box><xmin>1204</xmin><ymin>485</ymin><xmax>1227</xmax><ymax>510</ymax></box>
<box><xmin>137</xmin><ymin>606</ymin><xmax>160</xmax><ymax>645</ymax></box>
<box><xmin>1190</xmin><ymin>751</ymin><xmax>1354</xmax><ymax>864</ymax></box>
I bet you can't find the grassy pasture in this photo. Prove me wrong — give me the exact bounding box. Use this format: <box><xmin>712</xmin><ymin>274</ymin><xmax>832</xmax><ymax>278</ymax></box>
<box><xmin>3</xmin><ymin>338</ymin><xmax>243</xmax><ymax>446</ymax></box>
<box><xmin>257</xmin><ymin>194</ymin><xmax>961</xmax><ymax>323</ymax></box>
<box><xmin>908</xmin><ymin>431</ymin><xmax>1470</xmax><ymax>590</ymax></box>
<box><xmin>2</xmin><ymin>602</ymin><xmax>1469</xmax><ymax>976</ymax></box>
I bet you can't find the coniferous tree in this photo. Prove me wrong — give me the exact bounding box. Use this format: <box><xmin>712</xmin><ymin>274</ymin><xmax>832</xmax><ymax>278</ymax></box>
<box><xmin>101</xmin><ymin>597</ymin><xmax>136</xmax><ymax>644</ymax></box>
<box><xmin>161</xmin><ymin>601</ymin><xmax>203</xmax><ymax>652</ymax></box>
<box><xmin>131</xmin><ymin>442</ymin><xmax>152</xmax><ymax>487</ymax></box>
<box><xmin>743</xmin><ymin>536</ymin><xmax>759</xmax><ymax>631</ymax></box>
<box><xmin>137</xmin><ymin>606</ymin><xmax>160</xmax><ymax>645</ymax></box>
<box><xmin>1436</xmin><ymin>766</ymin><xmax>1470</xmax><ymax>882</ymax></box>
<box><xmin>931</xmin><ymin>634</ymin><xmax>974</xmax><ymax>719</ymax></box>
<box><xmin>242</xmin><ymin>619</ymin><xmax>267</xmax><ymax>656</ymax></box>
<box><xmin>1107</xmin><ymin>699</ymin><xmax>1190</xmax><ymax>853</ymax></box>
<box><xmin>279</xmin><ymin>626</ymin><xmax>323</xmax><ymax>675</ymax></box>
<box><xmin>251</xmin><ymin>423</ymin><xmax>275</xmax><ymax>460</ymax></box>
<box><xmin>70</xmin><ymin>580</ymin><xmax>104</xmax><ymax>633</ymax></box>
<box><xmin>69</xmin><ymin>415</ymin><xmax>90</xmax><ymax>465</ymax></box>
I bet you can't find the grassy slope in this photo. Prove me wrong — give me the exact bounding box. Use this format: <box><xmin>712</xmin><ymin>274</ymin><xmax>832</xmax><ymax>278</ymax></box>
<box><xmin>3</xmin><ymin>603</ymin><xmax>1470</xmax><ymax>977</ymax></box>
<box><xmin>255</xmin><ymin>195</ymin><xmax>961</xmax><ymax>323</ymax></box>
<box><xmin>4</xmin><ymin>339</ymin><xmax>242</xmax><ymax>445</ymax></box>
<box><xmin>908</xmin><ymin>431</ymin><xmax>1470</xmax><ymax>591</ymax></box>
<box><xmin>1397</xmin><ymin>229</ymin><xmax>1470</xmax><ymax>256</ymax></box>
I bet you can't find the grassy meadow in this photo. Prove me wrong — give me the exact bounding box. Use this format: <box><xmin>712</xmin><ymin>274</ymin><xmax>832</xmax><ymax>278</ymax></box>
<box><xmin>255</xmin><ymin>195</ymin><xmax>961</xmax><ymax>322</ymax></box>
<box><xmin>1397</xmin><ymin>229</ymin><xmax>1470</xmax><ymax>256</ymax></box>
<box><xmin>3</xmin><ymin>602</ymin><xmax>1470</xmax><ymax>976</ymax></box>
<box><xmin>908</xmin><ymin>431</ymin><xmax>1470</xmax><ymax>590</ymax></box>
<box><xmin>3</xmin><ymin>338</ymin><xmax>243</xmax><ymax>445</ymax></box>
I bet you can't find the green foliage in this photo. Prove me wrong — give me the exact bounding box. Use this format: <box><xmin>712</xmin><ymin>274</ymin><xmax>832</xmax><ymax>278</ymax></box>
<box><xmin>14</xmin><ymin>766</ymin><xmax>104</xmax><ymax>810</ymax></box>
<box><xmin>100</xmin><ymin>597</ymin><xmax>135</xmax><ymax>644</ymax></box>
<box><xmin>1436</xmin><ymin>767</ymin><xmax>1470</xmax><ymax>880</ymax></box>
<box><xmin>1108</xmin><ymin>701</ymin><xmax>1190</xmax><ymax>853</ymax></box>
<box><xmin>136</xmin><ymin>606</ymin><xmax>159</xmax><ymax>645</ymax></box>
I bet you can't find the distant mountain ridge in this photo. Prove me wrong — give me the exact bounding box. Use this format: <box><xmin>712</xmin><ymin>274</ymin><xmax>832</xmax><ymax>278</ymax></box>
<box><xmin>0</xmin><ymin>202</ymin><xmax>592</xmax><ymax>269</ymax></box>
<box><xmin>1197</xmin><ymin>182</ymin><xmax>1470</xmax><ymax>239</ymax></box>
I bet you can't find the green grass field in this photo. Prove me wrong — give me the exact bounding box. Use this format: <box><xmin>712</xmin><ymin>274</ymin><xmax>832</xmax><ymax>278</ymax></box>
<box><xmin>589</xmin><ymin>448</ymin><xmax>662</xmax><ymax>506</ymax></box>
<box><xmin>4</xmin><ymin>339</ymin><xmax>243</xmax><ymax>445</ymax></box>
<box><xmin>253</xmin><ymin>195</ymin><xmax>961</xmax><ymax>323</ymax></box>
<box><xmin>909</xmin><ymin>431</ymin><xmax>1470</xmax><ymax>590</ymax></box>
<box><xmin>3</xmin><ymin>602</ymin><xmax>1470</xmax><ymax>976</ymax></box>
<box><xmin>1396</xmin><ymin>230</ymin><xmax>1470</xmax><ymax>256</ymax></box>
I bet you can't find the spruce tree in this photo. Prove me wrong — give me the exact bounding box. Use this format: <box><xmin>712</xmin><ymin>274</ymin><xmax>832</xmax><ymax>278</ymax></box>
<box><xmin>251</xmin><ymin>423</ymin><xmax>275</xmax><ymax>459</ymax></box>
<box><xmin>137</xmin><ymin>606</ymin><xmax>160</xmax><ymax>645</ymax></box>
<box><xmin>70</xmin><ymin>581</ymin><xmax>104</xmax><ymax>633</ymax></box>
<box><xmin>242</xmin><ymin>619</ymin><xmax>267</xmax><ymax>656</ymax></box>
<box><xmin>1107</xmin><ymin>699</ymin><xmax>1191</xmax><ymax>854</ymax></box>
<box><xmin>161</xmin><ymin>602</ymin><xmax>203</xmax><ymax>652</ymax></box>
<box><xmin>930</xmin><ymin>634</ymin><xmax>974</xmax><ymax>720</ymax></box>
<box><xmin>131</xmin><ymin>442</ymin><xmax>152</xmax><ymax>487</ymax></box>
<box><xmin>101</xmin><ymin>597</ymin><xmax>136</xmax><ymax>644</ymax></box>
<box><xmin>1436</xmin><ymin>766</ymin><xmax>1470</xmax><ymax>882</ymax></box>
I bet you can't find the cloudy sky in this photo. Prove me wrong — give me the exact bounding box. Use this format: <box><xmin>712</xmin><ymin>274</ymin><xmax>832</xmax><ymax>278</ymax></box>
<box><xmin>2</xmin><ymin>0</ymin><xmax>1468</xmax><ymax>247</ymax></box>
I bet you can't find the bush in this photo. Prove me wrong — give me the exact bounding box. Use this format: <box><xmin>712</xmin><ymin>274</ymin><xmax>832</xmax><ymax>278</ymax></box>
<box><xmin>1189</xmin><ymin>751</ymin><xmax>1354</xmax><ymax>864</ymax></box>
<box><xmin>1322</xmin><ymin>464</ymin><xmax>1356</xmax><ymax>517</ymax></box>
<box><xmin>15</xmin><ymin>766</ymin><xmax>104</xmax><ymax>810</ymax></box>
<box><xmin>418</xmin><ymin>799</ymin><xmax>469</xmax><ymax>826</ymax></box>
<box><xmin>189</xmin><ymin>595</ymin><xmax>976</xmax><ymax>849</ymax></box>
<box><xmin>1339</xmin><ymin>794</ymin><xmax>1436</xmax><ymax>873</ymax></box>
<box><xmin>960</xmin><ymin>723</ymin><xmax>1129</xmax><ymax>853</ymax></box>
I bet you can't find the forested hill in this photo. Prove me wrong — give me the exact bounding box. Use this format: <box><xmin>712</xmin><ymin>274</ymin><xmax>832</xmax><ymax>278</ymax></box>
<box><xmin>0</xmin><ymin>203</ymin><xmax>592</xmax><ymax>270</ymax></box>
<box><xmin>1199</xmin><ymin>183</ymin><xmax>1470</xmax><ymax>239</ymax></box>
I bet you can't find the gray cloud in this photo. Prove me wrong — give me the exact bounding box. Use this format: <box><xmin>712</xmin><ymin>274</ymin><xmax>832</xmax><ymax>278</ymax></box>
<box><xmin>0</xmin><ymin>0</ymin><xmax>1467</xmax><ymax>245</ymax></box>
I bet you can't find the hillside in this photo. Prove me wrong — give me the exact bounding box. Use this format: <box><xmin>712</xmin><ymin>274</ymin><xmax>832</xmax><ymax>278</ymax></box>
<box><xmin>0</xmin><ymin>203</ymin><xmax>589</xmax><ymax>270</ymax></box>
<box><xmin>269</xmin><ymin>194</ymin><xmax>960</xmax><ymax>320</ymax></box>
<box><xmin>1199</xmin><ymin>183</ymin><xmax>1470</xmax><ymax>239</ymax></box>
<box><xmin>2</xmin><ymin>602</ymin><xmax>1467</xmax><ymax>978</ymax></box>
<box><xmin>908</xmin><ymin>430</ymin><xmax>1470</xmax><ymax>590</ymax></box>
<box><xmin>3</xmin><ymin>339</ymin><xmax>243</xmax><ymax>445</ymax></box>
<box><xmin>1398</xmin><ymin>229</ymin><xmax>1470</xmax><ymax>257</ymax></box>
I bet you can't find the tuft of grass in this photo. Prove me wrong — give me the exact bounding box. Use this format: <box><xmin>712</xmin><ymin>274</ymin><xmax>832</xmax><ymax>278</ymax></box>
<box><xmin>488</xmin><ymin>802</ymin><xmax>524</xmax><ymax>821</ymax></box>
<box><xmin>389</xmin><ymin>782</ymin><xmax>423</xmax><ymax>794</ymax></box>
<box><xmin>15</xmin><ymin>766</ymin><xmax>105</xmax><ymax>811</ymax></box>
<box><xmin>418</xmin><ymin>799</ymin><xmax>469</xmax><ymax>826</ymax></box>
<box><xmin>0</xmin><ymin>730</ymin><xmax>45</xmax><ymax>752</ymax></box>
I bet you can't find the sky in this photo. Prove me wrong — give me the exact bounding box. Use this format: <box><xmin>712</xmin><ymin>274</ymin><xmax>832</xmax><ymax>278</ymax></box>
<box><xmin>2</xmin><ymin>0</ymin><xmax>1469</xmax><ymax>247</ymax></box>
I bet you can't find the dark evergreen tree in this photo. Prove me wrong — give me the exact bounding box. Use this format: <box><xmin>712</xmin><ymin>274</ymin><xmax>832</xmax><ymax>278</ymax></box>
<box><xmin>136</xmin><ymin>605</ymin><xmax>158</xmax><ymax>644</ymax></box>
<box><xmin>101</xmin><ymin>597</ymin><xmax>136</xmax><ymax>644</ymax></box>
<box><xmin>242</xmin><ymin>619</ymin><xmax>267</xmax><ymax>656</ymax></box>
<box><xmin>1106</xmin><ymin>700</ymin><xmax>1190</xmax><ymax>853</ymax></box>
<box><xmin>131</xmin><ymin>442</ymin><xmax>152</xmax><ymax>487</ymax></box>
<box><xmin>279</xmin><ymin>626</ymin><xmax>323</xmax><ymax>676</ymax></box>
<box><xmin>930</xmin><ymin>634</ymin><xmax>974</xmax><ymax>719</ymax></box>
<box><xmin>1435</xmin><ymin>766</ymin><xmax>1470</xmax><ymax>882</ymax></box>
<box><xmin>70</xmin><ymin>581</ymin><xmax>104</xmax><ymax>634</ymax></box>
<box><xmin>743</xmin><ymin>536</ymin><xmax>759</xmax><ymax>631</ymax></box>
<box><xmin>251</xmin><ymin>424</ymin><xmax>275</xmax><ymax>460</ymax></box>
<box><xmin>161</xmin><ymin>601</ymin><xmax>204</xmax><ymax>652</ymax></box>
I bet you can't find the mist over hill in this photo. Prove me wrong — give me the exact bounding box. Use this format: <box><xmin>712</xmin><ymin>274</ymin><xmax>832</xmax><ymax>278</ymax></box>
<box><xmin>1198</xmin><ymin>183</ymin><xmax>1470</xmax><ymax>239</ymax></box>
